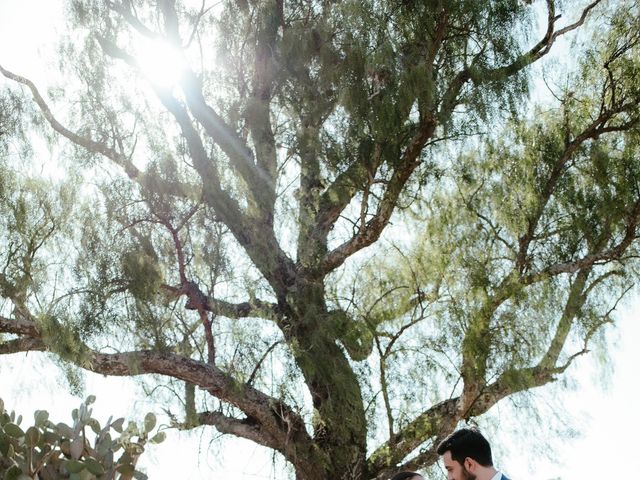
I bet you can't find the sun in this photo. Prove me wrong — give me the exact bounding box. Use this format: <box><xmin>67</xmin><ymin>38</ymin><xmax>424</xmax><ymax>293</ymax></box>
<box><xmin>135</xmin><ymin>37</ymin><xmax>187</xmax><ymax>88</ymax></box>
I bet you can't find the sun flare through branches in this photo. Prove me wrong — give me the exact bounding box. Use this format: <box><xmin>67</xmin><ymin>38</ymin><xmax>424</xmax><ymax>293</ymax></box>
<box><xmin>134</xmin><ymin>37</ymin><xmax>187</xmax><ymax>88</ymax></box>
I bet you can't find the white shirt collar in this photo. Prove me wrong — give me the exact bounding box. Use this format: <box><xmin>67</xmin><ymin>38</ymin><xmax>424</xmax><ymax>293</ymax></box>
<box><xmin>490</xmin><ymin>472</ymin><xmax>503</xmax><ymax>480</ymax></box>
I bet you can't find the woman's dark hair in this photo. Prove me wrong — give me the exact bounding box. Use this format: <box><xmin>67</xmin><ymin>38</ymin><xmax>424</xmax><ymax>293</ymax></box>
<box><xmin>436</xmin><ymin>427</ymin><xmax>493</xmax><ymax>467</ymax></box>
<box><xmin>390</xmin><ymin>472</ymin><xmax>422</xmax><ymax>480</ymax></box>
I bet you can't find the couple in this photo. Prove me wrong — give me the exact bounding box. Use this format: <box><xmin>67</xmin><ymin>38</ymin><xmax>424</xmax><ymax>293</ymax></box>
<box><xmin>392</xmin><ymin>427</ymin><xmax>510</xmax><ymax>480</ymax></box>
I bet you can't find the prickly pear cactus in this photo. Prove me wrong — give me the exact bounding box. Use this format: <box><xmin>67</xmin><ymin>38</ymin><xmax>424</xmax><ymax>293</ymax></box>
<box><xmin>0</xmin><ymin>396</ymin><xmax>165</xmax><ymax>480</ymax></box>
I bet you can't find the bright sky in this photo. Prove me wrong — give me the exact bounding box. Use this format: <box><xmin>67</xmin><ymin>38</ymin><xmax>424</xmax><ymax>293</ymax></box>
<box><xmin>0</xmin><ymin>1</ymin><xmax>638</xmax><ymax>479</ymax></box>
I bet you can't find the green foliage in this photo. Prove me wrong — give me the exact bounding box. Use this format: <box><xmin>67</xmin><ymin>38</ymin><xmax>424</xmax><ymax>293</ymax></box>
<box><xmin>0</xmin><ymin>396</ymin><xmax>164</xmax><ymax>480</ymax></box>
<box><xmin>120</xmin><ymin>249</ymin><xmax>162</xmax><ymax>302</ymax></box>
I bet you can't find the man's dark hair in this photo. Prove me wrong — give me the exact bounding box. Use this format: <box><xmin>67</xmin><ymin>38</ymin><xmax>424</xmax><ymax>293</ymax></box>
<box><xmin>390</xmin><ymin>472</ymin><xmax>421</xmax><ymax>480</ymax></box>
<box><xmin>436</xmin><ymin>427</ymin><xmax>493</xmax><ymax>467</ymax></box>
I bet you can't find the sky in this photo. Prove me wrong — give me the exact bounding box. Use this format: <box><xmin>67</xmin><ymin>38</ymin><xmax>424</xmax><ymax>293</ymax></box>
<box><xmin>0</xmin><ymin>1</ymin><xmax>639</xmax><ymax>479</ymax></box>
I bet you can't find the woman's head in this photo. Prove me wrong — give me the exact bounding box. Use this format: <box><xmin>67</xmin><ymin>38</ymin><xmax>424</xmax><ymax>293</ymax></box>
<box><xmin>390</xmin><ymin>472</ymin><xmax>423</xmax><ymax>480</ymax></box>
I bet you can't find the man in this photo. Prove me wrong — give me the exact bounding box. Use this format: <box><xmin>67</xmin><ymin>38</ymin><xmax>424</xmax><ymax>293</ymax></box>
<box><xmin>436</xmin><ymin>427</ymin><xmax>510</xmax><ymax>480</ymax></box>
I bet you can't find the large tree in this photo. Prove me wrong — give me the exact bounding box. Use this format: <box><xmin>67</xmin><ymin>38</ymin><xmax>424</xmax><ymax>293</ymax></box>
<box><xmin>1</xmin><ymin>0</ymin><xmax>639</xmax><ymax>478</ymax></box>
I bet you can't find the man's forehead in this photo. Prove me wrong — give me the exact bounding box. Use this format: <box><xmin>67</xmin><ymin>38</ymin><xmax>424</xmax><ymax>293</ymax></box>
<box><xmin>442</xmin><ymin>451</ymin><xmax>454</xmax><ymax>464</ymax></box>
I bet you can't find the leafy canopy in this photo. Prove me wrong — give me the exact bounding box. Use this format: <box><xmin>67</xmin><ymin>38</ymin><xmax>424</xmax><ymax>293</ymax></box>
<box><xmin>1</xmin><ymin>1</ymin><xmax>640</xmax><ymax>479</ymax></box>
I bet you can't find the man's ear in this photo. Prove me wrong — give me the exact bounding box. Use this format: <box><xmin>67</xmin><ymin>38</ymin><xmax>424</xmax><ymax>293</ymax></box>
<box><xmin>464</xmin><ymin>457</ymin><xmax>476</xmax><ymax>472</ymax></box>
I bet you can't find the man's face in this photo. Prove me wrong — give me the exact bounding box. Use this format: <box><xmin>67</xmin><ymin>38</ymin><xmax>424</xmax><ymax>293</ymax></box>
<box><xmin>442</xmin><ymin>451</ymin><xmax>476</xmax><ymax>480</ymax></box>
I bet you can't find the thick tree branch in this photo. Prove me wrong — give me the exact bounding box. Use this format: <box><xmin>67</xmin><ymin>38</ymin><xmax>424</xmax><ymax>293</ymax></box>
<box><xmin>0</xmin><ymin>328</ymin><xmax>323</xmax><ymax>478</ymax></box>
<box><xmin>82</xmin><ymin>350</ymin><xmax>309</xmax><ymax>450</ymax></box>
<box><xmin>315</xmin><ymin>10</ymin><xmax>450</xmax><ymax>242</ymax></box>
<box><xmin>0</xmin><ymin>312</ymin><xmax>314</xmax><ymax>466</ymax></box>
<box><xmin>459</xmin><ymin>230</ymin><xmax>611</xmax><ymax>414</ymax></box>
<box><xmin>517</xmin><ymin>103</ymin><xmax>640</xmax><ymax>274</ymax></box>
<box><xmin>162</xmin><ymin>284</ymin><xmax>281</xmax><ymax>321</ymax></box>
<box><xmin>468</xmin><ymin>309</ymin><xmax>613</xmax><ymax>421</ymax></box>
<box><xmin>459</xmin><ymin>273</ymin><xmax>518</xmax><ymax>414</ymax></box>
<box><xmin>367</xmin><ymin>398</ymin><xmax>458</xmax><ymax>477</ymax></box>
<box><xmin>95</xmin><ymin>36</ymin><xmax>297</xmax><ymax>295</ymax></box>
<box><xmin>0</xmin><ymin>337</ymin><xmax>45</xmax><ymax>355</ymax></box>
<box><xmin>246</xmin><ymin>0</ymin><xmax>281</xmax><ymax>219</ymax></box>
<box><xmin>296</xmin><ymin>120</ymin><xmax>326</xmax><ymax>269</ymax></box>
<box><xmin>179</xmin><ymin>69</ymin><xmax>276</xmax><ymax>209</ymax></box>
<box><xmin>0</xmin><ymin>314</ymin><xmax>40</xmax><ymax>337</ymax></box>
<box><xmin>538</xmin><ymin>270</ymin><xmax>590</xmax><ymax>369</ymax></box>
<box><xmin>460</xmin><ymin>272</ymin><xmax>616</xmax><ymax>425</ymax></box>
<box><xmin>440</xmin><ymin>1</ymin><xmax>602</xmax><ymax>119</ymax></box>
<box><xmin>288</xmin><ymin>32</ymin><xmax>343</xmax><ymax>272</ymax></box>
<box><xmin>319</xmin><ymin>119</ymin><xmax>437</xmax><ymax>276</ymax></box>
<box><xmin>474</xmin><ymin>283</ymin><xmax>626</xmax><ymax>417</ymax></box>
<box><xmin>206</xmin><ymin>296</ymin><xmax>281</xmax><ymax>321</ymax></box>
<box><xmin>158</xmin><ymin>0</ymin><xmax>181</xmax><ymax>42</ymax></box>
<box><xmin>110</xmin><ymin>0</ymin><xmax>158</xmax><ymax>39</ymax></box>
<box><xmin>525</xmin><ymin>198</ymin><xmax>640</xmax><ymax>283</ymax></box>
<box><xmin>150</xmin><ymin>1</ymin><xmax>276</xmax><ymax>213</ymax></box>
<box><xmin>0</xmin><ymin>286</ymin><xmax>313</xmax><ymax>468</ymax></box>
<box><xmin>467</xmin><ymin>364</ymin><xmax>565</xmax><ymax>420</ymax></box>
<box><xmin>211</xmin><ymin>297</ymin><xmax>281</xmax><ymax>320</ymax></box>
<box><xmin>197</xmin><ymin>411</ymin><xmax>275</xmax><ymax>448</ymax></box>
<box><xmin>198</xmin><ymin>408</ymin><xmax>322</xmax><ymax>477</ymax></box>
<box><xmin>473</xmin><ymin>0</ymin><xmax>603</xmax><ymax>83</ymax></box>
<box><xmin>316</xmin><ymin>159</ymin><xmax>376</xmax><ymax>236</ymax></box>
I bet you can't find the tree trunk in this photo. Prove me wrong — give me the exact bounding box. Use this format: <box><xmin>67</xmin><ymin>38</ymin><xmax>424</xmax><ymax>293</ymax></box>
<box><xmin>285</xmin><ymin>280</ymin><xmax>368</xmax><ymax>480</ymax></box>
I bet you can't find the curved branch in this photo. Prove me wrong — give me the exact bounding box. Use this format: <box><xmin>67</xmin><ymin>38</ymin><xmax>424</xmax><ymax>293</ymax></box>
<box><xmin>440</xmin><ymin>1</ymin><xmax>603</xmax><ymax>119</ymax></box>
<box><xmin>367</xmin><ymin>398</ymin><xmax>458</xmax><ymax>477</ymax></box>
<box><xmin>197</xmin><ymin>411</ymin><xmax>274</xmax><ymax>447</ymax></box>
<box><xmin>0</xmin><ymin>312</ymin><xmax>312</xmax><ymax>464</ymax></box>
<box><xmin>473</xmin><ymin>0</ymin><xmax>603</xmax><ymax>83</ymax></box>
<box><xmin>247</xmin><ymin>340</ymin><xmax>283</xmax><ymax>385</ymax></box>
<box><xmin>316</xmin><ymin>159</ymin><xmax>374</xmax><ymax>235</ymax></box>
<box><xmin>377</xmin><ymin>432</ymin><xmax>447</xmax><ymax>480</ymax></box>
<box><xmin>0</xmin><ymin>64</ymin><xmax>194</xmax><ymax>202</ymax></box>
<box><xmin>0</xmin><ymin>314</ymin><xmax>40</xmax><ymax>337</ymax></box>
<box><xmin>0</xmin><ymin>337</ymin><xmax>45</xmax><ymax>355</ymax></box>
<box><xmin>369</xmin><ymin>263</ymin><xmax>608</xmax><ymax>476</ymax></box>
<box><xmin>517</xmin><ymin>103</ymin><xmax>640</xmax><ymax>274</ymax></box>
<box><xmin>3</xmin><ymin>42</ymin><xmax>295</xmax><ymax>295</ymax></box>
<box><xmin>525</xmin><ymin>198</ymin><xmax>640</xmax><ymax>284</ymax></box>
<box><xmin>207</xmin><ymin>297</ymin><xmax>281</xmax><ymax>321</ymax></box>
<box><xmin>94</xmin><ymin>36</ymin><xmax>297</xmax><ymax>294</ymax></box>
<box><xmin>319</xmin><ymin>119</ymin><xmax>437</xmax><ymax>276</ymax></box>
<box><xmin>538</xmin><ymin>270</ymin><xmax>590</xmax><ymax>370</ymax></box>
<box><xmin>110</xmin><ymin>1</ymin><xmax>159</xmax><ymax>39</ymax></box>
<box><xmin>196</xmin><ymin>409</ymin><xmax>322</xmax><ymax>476</ymax></box>
<box><xmin>368</xmin><ymin>342</ymin><xmax>594</xmax><ymax>479</ymax></box>
<box><xmin>84</xmin><ymin>351</ymin><xmax>305</xmax><ymax>447</ymax></box>
<box><xmin>0</xmin><ymin>65</ymin><xmax>139</xmax><ymax>179</ymax></box>
<box><xmin>314</xmin><ymin>9</ymin><xmax>451</xmax><ymax>241</ymax></box>
<box><xmin>154</xmin><ymin>1</ymin><xmax>270</xmax><ymax>199</ymax></box>
<box><xmin>161</xmin><ymin>286</ymin><xmax>282</xmax><ymax>323</ymax></box>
